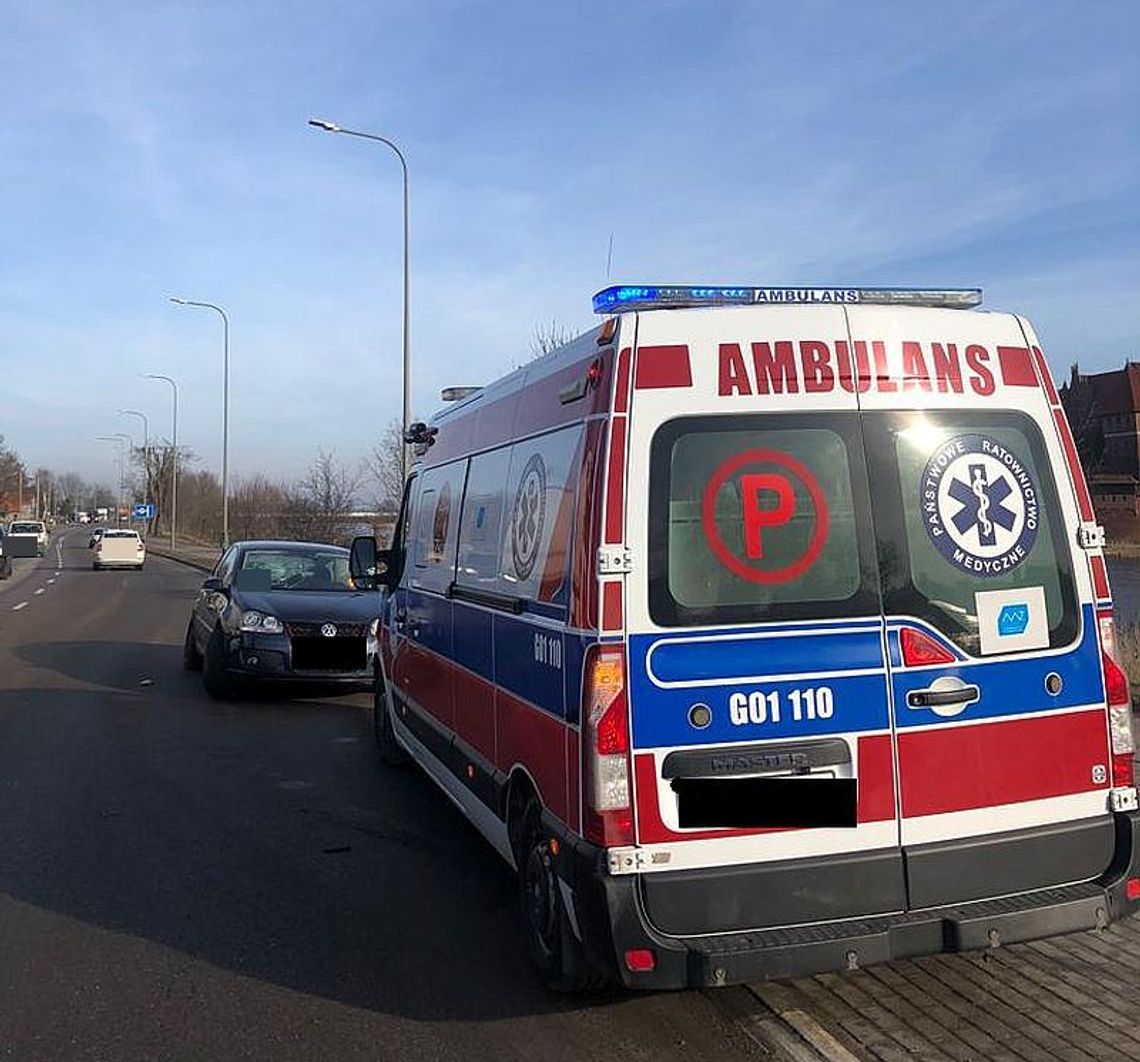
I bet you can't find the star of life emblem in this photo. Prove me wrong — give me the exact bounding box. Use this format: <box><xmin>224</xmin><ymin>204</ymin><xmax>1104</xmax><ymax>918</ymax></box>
<box><xmin>920</xmin><ymin>433</ymin><xmax>1039</xmax><ymax>577</ymax></box>
<box><xmin>510</xmin><ymin>453</ymin><xmax>547</xmax><ymax>581</ymax></box>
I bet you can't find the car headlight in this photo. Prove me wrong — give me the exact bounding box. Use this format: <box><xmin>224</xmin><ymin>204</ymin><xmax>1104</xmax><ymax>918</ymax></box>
<box><xmin>240</xmin><ymin>610</ymin><xmax>283</xmax><ymax>633</ymax></box>
<box><xmin>368</xmin><ymin>618</ymin><xmax>380</xmax><ymax>638</ymax></box>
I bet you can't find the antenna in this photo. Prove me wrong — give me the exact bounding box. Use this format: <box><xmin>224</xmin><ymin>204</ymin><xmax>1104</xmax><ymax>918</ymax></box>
<box><xmin>605</xmin><ymin>232</ymin><xmax>614</xmax><ymax>280</ymax></box>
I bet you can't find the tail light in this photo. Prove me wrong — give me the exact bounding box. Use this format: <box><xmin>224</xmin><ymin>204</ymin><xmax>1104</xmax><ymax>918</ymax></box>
<box><xmin>1098</xmin><ymin>611</ymin><xmax>1135</xmax><ymax>788</ymax></box>
<box><xmin>582</xmin><ymin>644</ymin><xmax>634</xmax><ymax>847</ymax></box>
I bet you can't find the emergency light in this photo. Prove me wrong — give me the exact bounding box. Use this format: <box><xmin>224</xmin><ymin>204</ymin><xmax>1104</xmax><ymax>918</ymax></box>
<box><xmin>592</xmin><ymin>285</ymin><xmax>983</xmax><ymax>314</ymax></box>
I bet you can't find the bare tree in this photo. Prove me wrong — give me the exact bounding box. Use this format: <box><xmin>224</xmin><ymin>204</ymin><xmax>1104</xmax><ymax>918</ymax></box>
<box><xmin>530</xmin><ymin>319</ymin><xmax>577</xmax><ymax>359</ymax></box>
<box><xmin>282</xmin><ymin>450</ymin><xmax>363</xmax><ymax>545</ymax></box>
<box><xmin>230</xmin><ymin>474</ymin><xmax>288</xmax><ymax>542</ymax></box>
<box><xmin>367</xmin><ymin>418</ymin><xmax>406</xmax><ymax>516</ymax></box>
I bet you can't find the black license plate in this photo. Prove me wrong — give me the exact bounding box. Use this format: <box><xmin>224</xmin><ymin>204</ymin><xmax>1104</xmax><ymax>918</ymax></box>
<box><xmin>291</xmin><ymin>638</ymin><xmax>366</xmax><ymax>672</ymax></box>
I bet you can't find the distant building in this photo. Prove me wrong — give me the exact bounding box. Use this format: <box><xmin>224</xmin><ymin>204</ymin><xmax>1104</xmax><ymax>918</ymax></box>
<box><xmin>1060</xmin><ymin>362</ymin><xmax>1140</xmax><ymax>516</ymax></box>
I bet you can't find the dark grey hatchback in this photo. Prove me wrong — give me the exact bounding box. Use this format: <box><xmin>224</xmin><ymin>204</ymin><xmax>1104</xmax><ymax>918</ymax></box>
<box><xmin>183</xmin><ymin>540</ymin><xmax>381</xmax><ymax>699</ymax></box>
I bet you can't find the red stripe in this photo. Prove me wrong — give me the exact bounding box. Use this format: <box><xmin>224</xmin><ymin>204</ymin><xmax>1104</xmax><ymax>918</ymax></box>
<box><xmin>601</xmin><ymin>581</ymin><xmax>623</xmax><ymax>631</ymax></box>
<box><xmin>634</xmin><ymin>344</ymin><xmax>692</xmax><ymax>390</ymax></box>
<box><xmin>604</xmin><ymin>417</ymin><xmax>627</xmax><ymax>545</ymax></box>
<box><xmin>566</xmin><ymin>729</ymin><xmax>581</xmax><ymax>833</ymax></box>
<box><xmin>898</xmin><ymin>710</ymin><xmax>1107</xmax><ymax>818</ymax></box>
<box><xmin>451</xmin><ymin>663</ymin><xmax>496</xmax><ymax>764</ymax></box>
<box><xmin>856</xmin><ymin>734</ymin><xmax>896</xmax><ymax>823</ymax></box>
<box><xmin>1053</xmin><ymin>407</ymin><xmax>1096</xmax><ymax>522</ymax></box>
<box><xmin>497</xmin><ymin>688</ymin><xmax>569</xmax><ymax>822</ymax></box>
<box><xmin>613</xmin><ymin>347</ymin><xmax>631</xmax><ymax>414</ymax></box>
<box><xmin>1090</xmin><ymin>555</ymin><xmax>1111</xmax><ymax>601</ymax></box>
<box><xmin>996</xmin><ymin>345</ymin><xmax>1037</xmax><ymax>387</ymax></box>
<box><xmin>1032</xmin><ymin>346</ymin><xmax>1060</xmax><ymax>405</ymax></box>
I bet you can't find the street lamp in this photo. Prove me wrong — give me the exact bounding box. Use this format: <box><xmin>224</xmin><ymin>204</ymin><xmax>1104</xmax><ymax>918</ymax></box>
<box><xmin>308</xmin><ymin>117</ymin><xmax>411</xmax><ymax>479</ymax></box>
<box><xmin>145</xmin><ymin>374</ymin><xmax>179</xmax><ymax>550</ymax></box>
<box><xmin>170</xmin><ymin>297</ymin><xmax>231</xmax><ymax>547</ymax></box>
<box><xmin>119</xmin><ymin>409</ymin><xmax>150</xmax><ymax>527</ymax></box>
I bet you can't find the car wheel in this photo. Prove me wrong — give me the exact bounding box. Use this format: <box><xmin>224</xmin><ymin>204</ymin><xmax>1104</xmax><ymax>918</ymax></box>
<box><xmin>517</xmin><ymin>800</ymin><xmax>606</xmax><ymax>993</ymax></box>
<box><xmin>202</xmin><ymin>625</ymin><xmax>236</xmax><ymax>700</ymax></box>
<box><xmin>183</xmin><ymin>620</ymin><xmax>203</xmax><ymax>672</ymax></box>
<box><xmin>373</xmin><ymin>671</ymin><xmax>409</xmax><ymax>765</ymax></box>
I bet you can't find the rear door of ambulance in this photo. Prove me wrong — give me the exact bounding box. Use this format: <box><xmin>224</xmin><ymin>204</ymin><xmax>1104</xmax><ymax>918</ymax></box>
<box><xmin>619</xmin><ymin>305</ymin><xmax>905</xmax><ymax>937</ymax></box>
<box><xmin>849</xmin><ymin>305</ymin><xmax>1116</xmax><ymax>909</ymax></box>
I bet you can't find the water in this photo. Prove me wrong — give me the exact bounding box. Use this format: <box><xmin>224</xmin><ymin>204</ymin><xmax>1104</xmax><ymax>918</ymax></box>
<box><xmin>1107</xmin><ymin>557</ymin><xmax>1140</xmax><ymax>626</ymax></box>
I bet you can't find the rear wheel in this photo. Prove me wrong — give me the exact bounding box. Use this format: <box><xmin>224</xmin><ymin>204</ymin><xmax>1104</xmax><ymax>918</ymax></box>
<box><xmin>517</xmin><ymin>801</ymin><xmax>605</xmax><ymax>993</ymax></box>
<box><xmin>202</xmin><ymin>625</ymin><xmax>235</xmax><ymax>700</ymax></box>
<box><xmin>373</xmin><ymin>671</ymin><xmax>409</xmax><ymax>765</ymax></box>
<box><xmin>183</xmin><ymin>620</ymin><xmax>203</xmax><ymax>671</ymax></box>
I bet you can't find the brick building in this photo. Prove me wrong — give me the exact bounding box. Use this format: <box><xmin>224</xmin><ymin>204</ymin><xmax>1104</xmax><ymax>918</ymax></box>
<box><xmin>1060</xmin><ymin>362</ymin><xmax>1140</xmax><ymax>515</ymax></box>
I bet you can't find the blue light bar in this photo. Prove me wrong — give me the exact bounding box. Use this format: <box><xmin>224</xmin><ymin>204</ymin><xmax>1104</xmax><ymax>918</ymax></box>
<box><xmin>592</xmin><ymin>285</ymin><xmax>983</xmax><ymax>314</ymax></box>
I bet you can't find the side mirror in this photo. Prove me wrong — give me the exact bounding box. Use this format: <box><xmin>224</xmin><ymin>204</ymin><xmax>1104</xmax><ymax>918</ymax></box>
<box><xmin>350</xmin><ymin>535</ymin><xmax>391</xmax><ymax>591</ymax></box>
<box><xmin>201</xmin><ymin>576</ymin><xmax>225</xmax><ymax>593</ymax></box>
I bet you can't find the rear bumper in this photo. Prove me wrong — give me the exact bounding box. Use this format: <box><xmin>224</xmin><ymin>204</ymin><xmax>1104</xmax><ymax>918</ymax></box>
<box><xmin>551</xmin><ymin>810</ymin><xmax>1140</xmax><ymax>990</ymax></box>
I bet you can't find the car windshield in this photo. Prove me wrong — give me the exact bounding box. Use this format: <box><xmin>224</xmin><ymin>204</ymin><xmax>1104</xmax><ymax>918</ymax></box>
<box><xmin>10</xmin><ymin>523</ymin><xmax>41</xmax><ymax>534</ymax></box>
<box><xmin>238</xmin><ymin>549</ymin><xmax>354</xmax><ymax>592</ymax></box>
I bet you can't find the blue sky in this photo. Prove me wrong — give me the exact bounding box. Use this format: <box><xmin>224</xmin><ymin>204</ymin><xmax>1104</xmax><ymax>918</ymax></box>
<box><xmin>1</xmin><ymin>0</ymin><xmax>1137</xmax><ymax>490</ymax></box>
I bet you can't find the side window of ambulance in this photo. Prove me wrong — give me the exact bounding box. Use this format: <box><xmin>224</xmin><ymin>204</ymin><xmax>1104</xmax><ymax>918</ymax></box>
<box><xmin>865</xmin><ymin>412</ymin><xmax>1077</xmax><ymax>655</ymax></box>
<box><xmin>456</xmin><ymin>448</ymin><xmax>512</xmax><ymax>592</ymax></box>
<box><xmin>498</xmin><ymin>424</ymin><xmax>584</xmax><ymax>608</ymax></box>
<box><xmin>410</xmin><ymin>462</ymin><xmax>466</xmax><ymax>592</ymax></box>
<box><xmin>648</xmin><ymin>414</ymin><xmax>879</xmax><ymax>627</ymax></box>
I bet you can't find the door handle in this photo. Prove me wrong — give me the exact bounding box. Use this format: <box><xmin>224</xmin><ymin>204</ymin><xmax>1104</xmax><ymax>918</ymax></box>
<box><xmin>907</xmin><ymin>685</ymin><xmax>980</xmax><ymax>709</ymax></box>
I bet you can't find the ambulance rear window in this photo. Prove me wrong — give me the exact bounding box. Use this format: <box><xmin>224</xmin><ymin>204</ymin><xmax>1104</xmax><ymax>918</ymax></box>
<box><xmin>864</xmin><ymin>411</ymin><xmax>1078</xmax><ymax>654</ymax></box>
<box><xmin>648</xmin><ymin>413</ymin><xmax>880</xmax><ymax>627</ymax></box>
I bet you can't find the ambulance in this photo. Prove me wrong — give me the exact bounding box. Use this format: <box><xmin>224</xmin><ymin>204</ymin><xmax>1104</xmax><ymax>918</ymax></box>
<box><xmin>349</xmin><ymin>284</ymin><xmax>1140</xmax><ymax>991</ymax></box>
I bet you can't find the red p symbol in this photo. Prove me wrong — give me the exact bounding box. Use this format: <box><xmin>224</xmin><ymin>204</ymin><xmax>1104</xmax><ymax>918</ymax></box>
<box><xmin>739</xmin><ymin>473</ymin><xmax>795</xmax><ymax>559</ymax></box>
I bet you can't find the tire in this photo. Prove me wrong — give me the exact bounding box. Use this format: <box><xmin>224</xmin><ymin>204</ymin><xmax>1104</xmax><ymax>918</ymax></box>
<box><xmin>183</xmin><ymin>620</ymin><xmax>203</xmax><ymax>672</ymax></box>
<box><xmin>517</xmin><ymin>801</ymin><xmax>606</xmax><ymax>993</ymax></box>
<box><xmin>202</xmin><ymin>625</ymin><xmax>236</xmax><ymax>700</ymax></box>
<box><xmin>373</xmin><ymin>670</ymin><xmax>409</xmax><ymax>765</ymax></box>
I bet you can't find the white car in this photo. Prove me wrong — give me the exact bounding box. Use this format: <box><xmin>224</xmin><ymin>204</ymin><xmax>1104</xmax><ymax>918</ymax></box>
<box><xmin>93</xmin><ymin>529</ymin><xmax>146</xmax><ymax>570</ymax></box>
<box><xmin>7</xmin><ymin>520</ymin><xmax>48</xmax><ymax>557</ymax></box>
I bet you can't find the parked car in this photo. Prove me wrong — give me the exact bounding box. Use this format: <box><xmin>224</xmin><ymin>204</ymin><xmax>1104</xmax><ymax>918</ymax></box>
<box><xmin>183</xmin><ymin>540</ymin><xmax>381</xmax><ymax>699</ymax></box>
<box><xmin>7</xmin><ymin>520</ymin><xmax>47</xmax><ymax>557</ymax></box>
<box><xmin>0</xmin><ymin>529</ymin><xmax>10</xmax><ymax>579</ymax></box>
<box><xmin>93</xmin><ymin>529</ymin><xmax>145</xmax><ymax>570</ymax></box>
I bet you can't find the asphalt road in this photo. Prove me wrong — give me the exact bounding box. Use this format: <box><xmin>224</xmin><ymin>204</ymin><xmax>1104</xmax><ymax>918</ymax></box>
<box><xmin>0</xmin><ymin>532</ymin><xmax>768</xmax><ymax>1062</ymax></box>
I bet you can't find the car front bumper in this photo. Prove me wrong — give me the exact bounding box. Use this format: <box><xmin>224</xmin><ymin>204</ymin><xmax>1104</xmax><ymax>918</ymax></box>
<box><xmin>220</xmin><ymin>629</ymin><xmax>378</xmax><ymax>686</ymax></box>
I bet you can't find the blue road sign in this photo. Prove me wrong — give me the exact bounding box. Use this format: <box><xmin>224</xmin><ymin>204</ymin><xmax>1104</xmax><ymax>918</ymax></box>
<box><xmin>133</xmin><ymin>503</ymin><xmax>156</xmax><ymax>520</ymax></box>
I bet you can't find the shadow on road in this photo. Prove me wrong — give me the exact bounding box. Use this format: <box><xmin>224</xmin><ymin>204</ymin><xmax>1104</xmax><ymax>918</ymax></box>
<box><xmin>0</xmin><ymin>676</ymin><xmax>625</xmax><ymax>1022</ymax></box>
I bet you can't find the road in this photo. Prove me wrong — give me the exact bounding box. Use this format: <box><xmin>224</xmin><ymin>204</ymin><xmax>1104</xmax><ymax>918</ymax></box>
<box><xmin>4</xmin><ymin>532</ymin><xmax>1140</xmax><ymax>1062</ymax></box>
<box><xmin>0</xmin><ymin>533</ymin><xmax>764</xmax><ymax>1062</ymax></box>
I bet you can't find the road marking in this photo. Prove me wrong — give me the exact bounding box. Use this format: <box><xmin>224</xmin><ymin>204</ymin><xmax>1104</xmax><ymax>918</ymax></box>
<box><xmin>46</xmin><ymin>578</ymin><xmax>55</xmax><ymax>585</ymax></box>
<box><xmin>34</xmin><ymin>588</ymin><xmax>45</xmax><ymax>595</ymax></box>
<box><xmin>12</xmin><ymin>602</ymin><xmax>27</xmax><ymax>611</ymax></box>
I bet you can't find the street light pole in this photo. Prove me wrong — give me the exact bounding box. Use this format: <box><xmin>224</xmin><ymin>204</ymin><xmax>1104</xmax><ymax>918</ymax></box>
<box><xmin>119</xmin><ymin>409</ymin><xmax>150</xmax><ymax>531</ymax></box>
<box><xmin>309</xmin><ymin>117</ymin><xmax>411</xmax><ymax>480</ymax></box>
<box><xmin>170</xmin><ymin>297</ymin><xmax>230</xmax><ymax>547</ymax></box>
<box><xmin>145</xmin><ymin>374</ymin><xmax>179</xmax><ymax>550</ymax></box>
<box><xmin>97</xmin><ymin>435</ymin><xmax>131</xmax><ymax>525</ymax></box>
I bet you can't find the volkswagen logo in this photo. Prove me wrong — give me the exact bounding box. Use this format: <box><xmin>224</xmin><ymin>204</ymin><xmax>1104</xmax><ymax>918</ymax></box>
<box><xmin>320</xmin><ymin>624</ymin><xmax>337</xmax><ymax>638</ymax></box>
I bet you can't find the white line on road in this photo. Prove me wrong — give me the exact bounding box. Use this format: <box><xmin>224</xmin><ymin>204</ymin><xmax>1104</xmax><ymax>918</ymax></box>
<box><xmin>12</xmin><ymin>602</ymin><xmax>27</xmax><ymax>612</ymax></box>
<box><xmin>46</xmin><ymin>579</ymin><xmax>55</xmax><ymax>585</ymax></box>
<box><xmin>34</xmin><ymin>589</ymin><xmax>45</xmax><ymax>595</ymax></box>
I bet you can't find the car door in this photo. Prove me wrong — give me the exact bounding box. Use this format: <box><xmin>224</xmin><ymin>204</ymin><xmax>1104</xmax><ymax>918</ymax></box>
<box><xmin>849</xmin><ymin>305</ymin><xmax>1115</xmax><ymax>909</ymax></box>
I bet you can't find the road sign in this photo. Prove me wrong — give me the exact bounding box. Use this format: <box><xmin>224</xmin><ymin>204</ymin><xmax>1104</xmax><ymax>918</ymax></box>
<box><xmin>132</xmin><ymin>503</ymin><xmax>156</xmax><ymax>521</ymax></box>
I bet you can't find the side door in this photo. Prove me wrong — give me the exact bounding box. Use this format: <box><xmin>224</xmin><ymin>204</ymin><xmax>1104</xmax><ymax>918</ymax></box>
<box><xmin>849</xmin><ymin>305</ymin><xmax>1114</xmax><ymax>909</ymax></box>
<box><xmin>622</xmin><ymin>305</ymin><xmax>904</xmax><ymax>934</ymax></box>
<box><xmin>400</xmin><ymin>461</ymin><xmax>466</xmax><ymax>734</ymax></box>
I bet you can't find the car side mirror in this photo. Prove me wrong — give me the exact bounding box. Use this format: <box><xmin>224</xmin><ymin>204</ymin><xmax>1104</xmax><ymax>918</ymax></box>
<box><xmin>201</xmin><ymin>576</ymin><xmax>225</xmax><ymax>593</ymax></box>
<box><xmin>350</xmin><ymin>535</ymin><xmax>391</xmax><ymax>591</ymax></box>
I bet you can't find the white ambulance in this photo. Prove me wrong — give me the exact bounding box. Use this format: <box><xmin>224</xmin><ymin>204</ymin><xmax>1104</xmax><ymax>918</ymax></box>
<box><xmin>351</xmin><ymin>284</ymin><xmax>1140</xmax><ymax>991</ymax></box>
